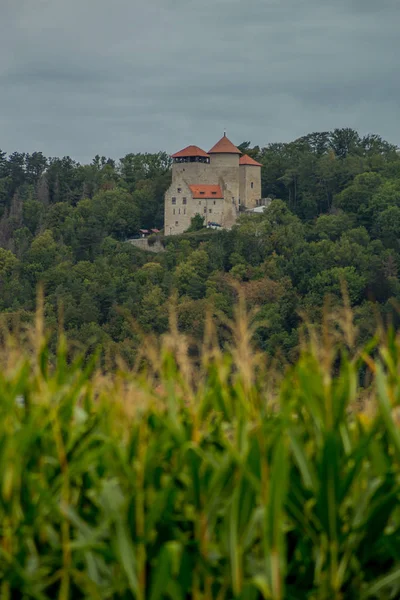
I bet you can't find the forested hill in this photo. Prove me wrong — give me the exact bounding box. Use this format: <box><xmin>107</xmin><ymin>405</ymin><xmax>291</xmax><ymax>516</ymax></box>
<box><xmin>0</xmin><ymin>128</ymin><xmax>399</xmax><ymax>363</ymax></box>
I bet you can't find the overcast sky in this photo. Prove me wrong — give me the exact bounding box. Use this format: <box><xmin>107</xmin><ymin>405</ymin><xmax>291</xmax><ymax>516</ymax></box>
<box><xmin>1</xmin><ymin>0</ymin><xmax>399</xmax><ymax>162</ymax></box>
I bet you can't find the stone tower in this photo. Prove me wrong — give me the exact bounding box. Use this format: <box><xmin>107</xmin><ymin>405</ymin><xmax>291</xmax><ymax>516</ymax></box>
<box><xmin>208</xmin><ymin>134</ymin><xmax>241</xmax><ymax>229</ymax></box>
<box><xmin>239</xmin><ymin>154</ymin><xmax>263</xmax><ymax>209</ymax></box>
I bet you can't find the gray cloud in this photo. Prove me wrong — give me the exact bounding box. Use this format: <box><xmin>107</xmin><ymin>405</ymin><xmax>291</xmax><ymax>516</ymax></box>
<box><xmin>0</xmin><ymin>0</ymin><xmax>399</xmax><ymax>162</ymax></box>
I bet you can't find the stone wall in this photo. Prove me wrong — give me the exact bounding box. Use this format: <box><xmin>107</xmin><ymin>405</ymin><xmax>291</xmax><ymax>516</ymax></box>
<box><xmin>172</xmin><ymin>162</ymin><xmax>212</xmax><ymax>185</ymax></box>
<box><xmin>128</xmin><ymin>238</ymin><xmax>165</xmax><ymax>253</ymax></box>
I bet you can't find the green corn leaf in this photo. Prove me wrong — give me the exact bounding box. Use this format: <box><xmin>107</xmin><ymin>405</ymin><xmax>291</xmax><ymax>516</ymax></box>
<box><xmin>376</xmin><ymin>362</ymin><xmax>400</xmax><ymax>459</ymax></box>
<box><xmin>265</xmin><ymin>434</ymin><xmax>289</xmax><ymax>600</ymax></box>
<box><xmin>229</xmin><ymin>484</ymin><xmax>243</xmax><ymax>597</ymax></box>
<box><xmin>115</xmin><ymin>520</ymin><xmax>140</xmax><ymax>598</ymax></box>
<box><xmin>316</xmin><ymin>431</ymin><xmax>340</xmax><ymax>540</ymax></box>
<box><xmin>361</xmin><ymin>565</ymin><xmax>400</xmax><ymax>599</ymax></box>
<box><xmin>251</xmin><ymin>574</ymin><xmax>271</xmax><ymax>599</ymax></box>
<box><xmin>149</xmin><ymin>542</ymin><xmax>183</xmax><ymax>600</ymax></box>
<box><xmin>289</xmin><ymin>429</ymin><xmax>317</xmax><ymax>490</ymax></box>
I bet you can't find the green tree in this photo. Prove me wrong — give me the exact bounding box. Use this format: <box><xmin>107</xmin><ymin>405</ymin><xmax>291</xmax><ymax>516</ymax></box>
<box><xmin>186</xmin><ymin>214</ymin><xmax>205</xmax><ymax>233</ymax></box>
<box><xmin>375</xmin><ymin>206</ymin><xmax>400</xmax><ymax>249</ymax></box>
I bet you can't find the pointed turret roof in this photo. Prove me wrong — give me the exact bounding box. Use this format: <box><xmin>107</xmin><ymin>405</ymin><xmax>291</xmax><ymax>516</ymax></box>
<box><xmin>239</xmin><ymin>154</ymin><xmax>262</xmax><ymax>167</ymax></box>
<box><xmin>171</xmin><ymin>145</ymin><xmax>209</xmax><ymax>159</ymax></box>
<box><xmin>208</xmin><ymin>134</ymin><xmax>242</xmax><ymax>155</ymax></box>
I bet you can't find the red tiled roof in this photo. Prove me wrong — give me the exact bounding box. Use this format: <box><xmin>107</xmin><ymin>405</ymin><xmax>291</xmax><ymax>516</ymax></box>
<box><xmin>171</xmin><ymin>145</ymin><xmax>209</xmax><ymax>158</ymax></box>
<box><xmin>189</xmin><ymin>185</ymin><xmax>223</xmax><ymax>199</ymax></box>
<box><xmin>239</xmin><ymin>154</ymin><xmax>263</xmax><ymax>167</ymax></box>
<box><xmin>208</xmin><ymin>134</ymin><xmax>242</xmax><ymax>155</ymax></box>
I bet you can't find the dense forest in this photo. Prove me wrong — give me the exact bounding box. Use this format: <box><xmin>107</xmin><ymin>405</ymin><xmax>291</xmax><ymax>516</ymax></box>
<box><xmin>0</xmin><ymin>128</ymin><xmax>399</xmax><ymax>364</ymax></box>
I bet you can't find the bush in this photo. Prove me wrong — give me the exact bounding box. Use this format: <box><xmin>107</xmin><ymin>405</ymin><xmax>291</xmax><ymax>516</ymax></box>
<box><xmin>186</xmin><ymin>213</ymin><xmax>205</xmax><ymax>232</ymax></box>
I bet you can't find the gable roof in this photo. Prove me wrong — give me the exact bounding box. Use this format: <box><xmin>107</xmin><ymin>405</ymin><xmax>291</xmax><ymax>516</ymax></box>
<box><xmin>171</xmin><ymin>145</ymin><xmax>209</xmax><ymax>159</ymax></box>
<box><xmin>189</xmin><ymin>185</ymin><xmax>223</xmax><ymax>199</ymax></box>
<box><xmin>208</xmin><ymin>134</ymin><xmax>242</xmax><ymax>155</ymax></box>
<box><xmin>239</xmin><ymin>154</ymin><xmax>263</xmax><ymax>167</ymax></box>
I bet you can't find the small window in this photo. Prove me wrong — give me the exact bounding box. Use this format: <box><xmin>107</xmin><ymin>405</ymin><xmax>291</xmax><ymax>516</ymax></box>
<box><xmin>251</xmin><ymin>182</ymin><xmax>254</xmax><ymax>189</ymax></box>
<box><xmin>179</xmin><ymin>208</ymin><xmax>180</xmax><ymax>214</ymax></box>
<box><xmin>175</xmin><ymin>221</ymin><xmax>178</xmax><ymax>226</ymax></box>
<box><xmin>213</xmin><ymin>200</ymin><xmax>216</xmax><ymax>205</ymax></box>
<box><xmin>183</xmin><ymin>197</ymin><xmax>187</xmax><ymax>205</ymax></box>
<box><xmin>204</xmin><ymin>207</ymin><xmax>207</xmax><ymax>213</ymax></box>
<box><xmin>177</xmin><ymin>187</ymin><xmax>182</xmax><ymax>193</ymax></box>
<box><xmin>184</xmin><ymin>208</ymin><xmax>186</xmax><ymax>215</ymax></box>
<box><xmin>209</xmin><ymin>208</ymin><xmax>212</xmax><ymax>213</ymax></box>
<box><xmin>173</xmin><ymin>208</ymin><xmax>175</xmax><ymax>215</ymax></box>
<box><xmin>200</xmin><ymin>191</ymin><xmax>205</xmax><ymax>195</ymax></box>
<box><xmin>212</xmin><ymin>191</ymin><xmax>216</xmax><ymax>195</ymax></box>
<box><xmin>238</xmin><ymin>198</ymin><xmax>241</xmax><ymax>205</ymax></box>
<box><xmin>172</xmin><ymin>197</ymin><xmax>176</xmax><ymax>204</ymax></box>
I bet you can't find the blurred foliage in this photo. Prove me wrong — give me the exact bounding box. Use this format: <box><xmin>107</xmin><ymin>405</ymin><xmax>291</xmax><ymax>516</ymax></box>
<box><xmin>1</xmin><ymin>301</ymin><xmax>400</xmax><ymax>598</ymax></box>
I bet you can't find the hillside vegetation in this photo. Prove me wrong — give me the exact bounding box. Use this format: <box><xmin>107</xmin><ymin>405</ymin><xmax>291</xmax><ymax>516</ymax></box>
<box><xmin>1</xmin><ymin>307</ymin><xmax>400</xmax><ymax>599</ymax></box>
<box><xmin>0</xmin><ymin>129</ymin><xmax>399</xmax><ymax>361</ymax></box>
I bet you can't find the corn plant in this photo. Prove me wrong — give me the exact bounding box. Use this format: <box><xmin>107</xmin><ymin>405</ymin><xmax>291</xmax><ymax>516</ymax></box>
<box><xmin>1</xmin><ymin>311</ymin><xmax>400</xmax><ymax>599</ymax></box>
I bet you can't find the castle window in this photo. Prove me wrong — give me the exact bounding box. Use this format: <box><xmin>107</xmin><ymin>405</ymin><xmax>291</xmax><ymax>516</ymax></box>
<box><xmin>175</xmin><ymin>221</ymin><xmax>178</xmax><ymax>226</ymax></box>
<box><xmin>184</xmin><ymin>208</ymin><xmax>186</xmax><ymax>215</ymax></box>
<box><xmin>183</xmin><ymin>197</ymin><xmax>187</xmax><ymax>204</ymax></box>
<box><xmin>173</xmin><ymin>209</ymin><xmax>175</xmax><ymax>215</ymax></box>
<box><xmin>200</xmin><ymin>191</ymin><xmax>205</xmax><ymax>195</ymax></box>
<box><xmin>209</xmin><ymin>208</ymin><xmax>212</xmax><ymax>213</ymax></box>
<box><xmin>177</xmin><ymin>187</ymin><xmax>182</xmax><ymax>193</ymax></box>
<box><xmin>204</xmin><ymin>208</ymin><xmax>207</xmax><ymax>213</ymax></box>
<box><xmin>172</xmin><ymin>197</ymin><xmax>176</xmax><ymax>204</ymax></box>
<box><xmin>212</xmin><ymin>191</ymin><xmax>216</xmax><ymax>195</ymax></box>
<box><xmin>213</xmin><ymin>201</ymin><xmax>216</xmax><ymax>205</ymax></box>
<box><xmin>251</xmin><ymin>182</ymin><xmax>254</xmax><ymax>189</ymax></box>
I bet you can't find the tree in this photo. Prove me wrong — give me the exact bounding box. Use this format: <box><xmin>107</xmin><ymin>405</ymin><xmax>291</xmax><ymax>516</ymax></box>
<box><xmin>313</xmin><ymin>213</ymin><xmax>354</xmax><ymax>241</ymax></box>
<box><xmin>25</xmin><ymin>152</ymin><xmax>47</xmax><ymax>185</ymax></box>
<box><xmin>27</xmin><ymin>230</ymin><xmax>70</xmax><ymax>273</ymax></box>
<box><xmin>186</xmin><ymin>214</ymin><xmax>205</xmax><ymax>233</ymax></box>
<box><xmin>138</xmin><ymin>285</ymin><xmax>168</xmax><ymax>333</ymax></box>
<box><xmin>0</xmin><ymin>248</ymin><xmax>18</xmax><ymax>276</ymax></box>
<box><xmin>334</xmin><ymin>172</ymin><xmax>383</xmax><ymax>217</ymax></box>
<box><xmin>7</xmin><ymin>152</ymin><xmax>26</xmax><ymax>197</ymax></box>
<box><xmin>119</xmin><ymin>152</ymin><xmax>171</xmax><ymax>189</ymax></box>
<box><xmin>375</xmin><ymin>206</ymin><xmax>400</xmax><ymax>249</ymax></box>
<box><xmin>306</xmin><ymin>266</ymin><xmax>367</xmax><ymax>306</ymax></box>
<box><xmin>329</xmin><ymin>128</ymin><xmax>361</xmax><ymax>158</ymax></box>
<box><xmin>23</xmin><ymin>199</ymin><xmax>44</xmax><ymax>234</ymax></box>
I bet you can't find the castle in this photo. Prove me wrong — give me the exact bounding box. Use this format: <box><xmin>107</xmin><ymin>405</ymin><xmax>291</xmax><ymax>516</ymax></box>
<box><xmin>164</xmin><ymin>134</ymin><xmax>263</xmax><ymax>236</ymax></box>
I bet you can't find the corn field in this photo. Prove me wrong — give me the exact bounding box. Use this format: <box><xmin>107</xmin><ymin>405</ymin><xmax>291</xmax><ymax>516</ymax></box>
<box><xmin>2</xmin><ymin>305</ymin><xmax>400</xmax><ymax>599</ymax></box>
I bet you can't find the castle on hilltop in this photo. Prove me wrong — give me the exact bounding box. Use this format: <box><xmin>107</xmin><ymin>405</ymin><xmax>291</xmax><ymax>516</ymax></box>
<box><xmin>164</xmin><ymin>134</ymin><xmax>263</xmax><ymax>236</ymax></box>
